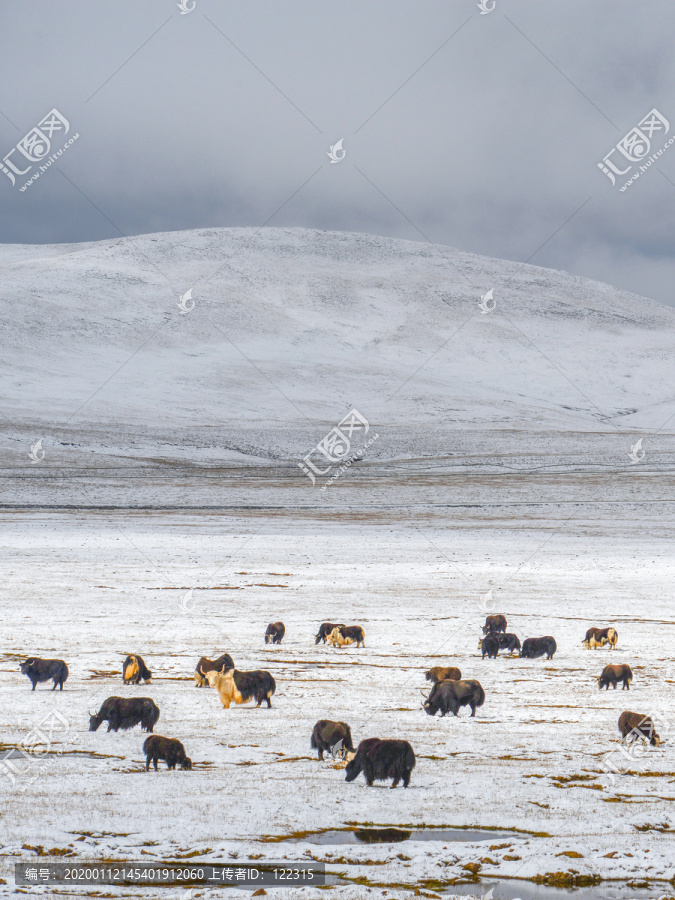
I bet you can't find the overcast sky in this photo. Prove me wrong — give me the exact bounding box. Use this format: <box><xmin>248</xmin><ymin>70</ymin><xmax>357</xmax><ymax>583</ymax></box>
<box><xmin>2</xmin><ymin>0</ymin><xmax>675</xmax><ymax>306</ymax></box>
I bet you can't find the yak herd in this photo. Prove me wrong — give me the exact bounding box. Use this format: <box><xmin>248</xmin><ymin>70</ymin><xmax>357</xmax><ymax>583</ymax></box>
<box><xmin>14</xmin><ymin>615</ymin><xmax>659</xmax><ymax>788</ymax></box>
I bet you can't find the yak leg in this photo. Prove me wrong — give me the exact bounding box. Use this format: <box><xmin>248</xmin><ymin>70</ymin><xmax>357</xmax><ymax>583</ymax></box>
<box><xmin>470</xmin><ymin>704</ymin><xmax>476</xmax><ymax>717</ymax></box>
<box><xmin>318</xmin><ymin>748</ymin><xmax>324</xmax><ymax>761</ymax></box>
<box><xmin>402</xmin><ymin>771</ymin><xmax>411</xmax><ymax>788</ymax></box>
<box><xmin>390</xmin><ymin>777</ymin><xmax>400</xmax><ymax>789</ymax></box>
<box><xmin>363</xmin><ymin>760</ymin><xmax>375</xmax><ymax>786</ymax></box>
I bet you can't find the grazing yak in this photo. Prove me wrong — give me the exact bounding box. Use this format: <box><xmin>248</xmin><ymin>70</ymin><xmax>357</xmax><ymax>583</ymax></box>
<box><xmin>618</xmin><ymin>711</ymin><xmax>661</xmax><ymax>746</ymax></box>
<box><xmin>422</xmin><ymin>679</ymin><xmax>485</xmax><ymax>717</ymax></box>
<box><xmin>599</xmin><ymin>664</ymin><xmax>633</xmax><ymax>691</ymax></box>
<box><xmin>520</xmin><ymin>636</ymin><xmax>557</xmax><ymax>659</ymax></box>
<box><xmin>206</xmin><ymin>668</ymin><xmax>276</xmax><ymax>708</ymax></box>
<box><xmin>327</xmin><ymin>625</ymin><xmax>365</xmax><ymax>648</ymax></box>
<box><xmin>89</xmin><ymin>697</ymin><xmax>160</xmax><ymax>733</ymax></box>
<box><xmin>311</xmin><ymin>720</ymin><xmax>354</xmax><ymax>760</ymax></box>
<box><xmin>583</xmin><ymin>627</ymin><xmax>618</xmax><ymax>650</ymax></box>
<box><xmin>194</xmin><ymin>653</ymin><xmax>235</xmax><ymax>687</ymax></box>
<box><xmin>425</xmin><ymin>666</ymin><xmax>461</xmax><ymax>683</ymax></box>
<box><xmin>315</xmin><ymin>622</ymin><xmax>346</xmax><ymax>644</ymax></box>
<box><xmin>143</xmin><ymin>735</ymin><xmax>192</xmax><ymax>771</ymax></box>
<box><xmin>265</xmin><ymin>622</ymin><xmax>285</xmax><ymax>644</ymax></box>
<box><xmin>20</xmin><ymin>658</ymin><xmax>68</xmax><ymax>691</ymax></box>
<box><xmin>123</xmin><ymin>654</ymin><xmax>152</xmax><ymax>685</ymax></box>
<box><xmin>497</xmin><ymin>633</ymin><xmax>521</xmax><ymax>655</ymax></box>
<box><xmin>480</xmin><ymin>634</ymin><xmax>499</xmax><ymax>659</ymax></box>
<box><xmin>482</xmin><ymin>614</ymin><xmax>507</xmax><ymax>635</ymax></box>
<box><xmin>345</xmin><ymin>738</ymin><xmax>416</xmax><ymax>788</ymax></box>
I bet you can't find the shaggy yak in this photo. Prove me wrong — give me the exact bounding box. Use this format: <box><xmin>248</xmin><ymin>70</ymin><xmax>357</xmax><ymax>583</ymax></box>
<box><xmin>315</xmin><ymin>623</ymin><xmax>346</xmax><ymax>644</ymax></box>
<box><xmin>598</xmin><ymin>664</ymin><xmax>633</xmax><ymax>691</ymax></box>
<box><xmin>422</xmin><ymin>679</ymin><xmax>485</xmax><ymax>717</ymax></box>
<box><xmin>143</xmin><ymin>735</ymin><xmax>192</xmax><ymax>770</ymax></box>
<box><xmin>583</xmin><ymin>627</ymin><xmax>618</xmax><ymax>650</ymax></box>
<box><xmin>480</xmin><ymin>634</ymin><xmax>499</xmax><ymax>659</ymax></box>
<box><xmin>482</xmin><ymin>614</ymin><xmax>507</xmax><ymax>635</ymax></box>
<box><xmin>310</xmin><ymin>720</ymin><xmax>354</xmax><ymax>760</ymax></box>
<box><xmin>327</xmin><ymin>625</ymin><xmax>365</xmax><ymax>648</ymax></box>
<box><xmin>497</xmin><ymin>633</ymin><xmax>521</xmax><ymax>655</ymax></box>
<box><xmin>20</xmin><ymin>658</ymin><xmax>68</xmax><ymax>691</ymax></box>
<box><xmin>345</xmin><ymin>738</ymin><xmax>416</xmax><ymax>788</ymax></box>
<box><xmin>194</xmin><ymin>653</ymin><xmax>235</xmax><ymax>687</ymax></box>
<box><xmin>206</xmin><ymin>668</ymin><xmax>276</xmax><ymax>708</ymax></box>
<box><xmin>123</xmin><ymin>654</ymin><xmax>152</xmax><ymax>685</ymax></box>
<box><xmin>520</xmin><ymin>636</ymin><xmax>557</xmax><ymax>659</ymax></box>
<box><xmin>89</xmin><ymin>697</ymin><xmax>160</xmax><ymax>733</ymax></box>
<box><xmin>618</xmin><ymin>711</ymin><xmax>661</xmax><ymax>746</ymax></box>
<box><xmin>424</xmin><ymin>666</ymin><xmax>461</xmax><ymax>683</ymax></box>
<box><xmin>265</xmin><ymin>622</ymin><xmax>285</xmax><ymax>644</ymax></box>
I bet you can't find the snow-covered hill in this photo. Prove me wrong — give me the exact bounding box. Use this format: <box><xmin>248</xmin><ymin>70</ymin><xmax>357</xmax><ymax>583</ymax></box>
<box><xmin>1</xmin><ymin>227</ymin><xmax>673</xmax><ymax>460</ymax></box>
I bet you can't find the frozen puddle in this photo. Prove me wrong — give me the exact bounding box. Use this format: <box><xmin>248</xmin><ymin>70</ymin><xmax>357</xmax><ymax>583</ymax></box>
<box><xmin>283</xmin><ymin>827</ymin><xmax>524</xmax><ymax>844</ymax></box>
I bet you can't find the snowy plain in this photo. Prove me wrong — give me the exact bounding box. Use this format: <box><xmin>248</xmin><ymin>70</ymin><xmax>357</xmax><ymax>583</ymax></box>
<box><xmin>1</xmin><ymin>228</ymin><xmax>675</xmax><ymax>899</ymax></box>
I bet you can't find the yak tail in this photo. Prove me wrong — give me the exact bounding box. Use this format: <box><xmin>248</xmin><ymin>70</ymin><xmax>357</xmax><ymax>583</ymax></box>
<box><xmin>344</xmin><ymin>724</ymin><xmax>354</xmax><ymax>753</ymax></box>
<box><xmin>474</xmin><ymin>684</ymin><xmax>486</xmax><ymax>707</ymax></box>
<box><xmin>310</xmin><ymin>731</ymin><xmax>318</xmax><ymax>750</ymax></box>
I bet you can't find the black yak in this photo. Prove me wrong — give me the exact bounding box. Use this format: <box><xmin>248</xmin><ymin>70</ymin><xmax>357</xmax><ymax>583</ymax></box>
<box><xmin>482</xmin><ymin>614</ymin><xmax>507</xmax><ymax>635</ymax></box>
<box><xmin>315</xmin><ymin>623</ymin><xmax>346</xmax><ymax>644</ymax></box>
<box><xmin>143</xmin><ymin>735</ymin><xmax>192</xmax><ymax>770</ymax></box>
<box><xmin>422</xmin><ymin>679</ymin><xmax>485</xmax><ymax>717</ymax></box>
<box><xmin>583</xmin><ymin>627</ymin><xmax>618</xmax><ymax>650</ymax></box>
<box><xmin>206</xmin><ymin>668</ymin><xmax>276</xmax><ymax>708</ymax></box>
<box><xmin>20</xmin><ymin>658</ymin><xmax>68</xmax><ymax>691</ymax></box>
<box><xmin>194</xmin><ymin>653</ymin><xmax>235</xmax><ymax>687</ymax></box>
<box><xmin>520</xmin><ymin>636</ymin><xmax>557</xmax><ymax>659</ymax></box>
<box><xmin>497</xmin><ymin>633</ymin><xmax>521</xmax><ymax>655</ymax></box>
<box><xmin>599</xmin><ymin>664</ymin><xmax>632</xmax><ymax>691</ymax></box>
<box><xmin>89</xmin><ymin>697</ymin><xmax>160</xmax><ymax>733</ymax></box>
<box><xmin>480</xmin><ymin>634</ymin><xmax>499</xmax><ymax>659</ymax></box>
<box><xmin>327</xmin><ymin>625</ymin><xmax>365</xmax><ymax>648</ymax></box>
<box><xmin>123</xmin><ymin>654</ymin><xmax>152</xmax><ymax>685</ymax></box>
<box><xmin>345</xmin><ymin>738</ymin><xmax>415</xmax><ymax>788</ymax></box>
<box><xmin>618</xmin><ymin>711</ymin><xmax>661</xmax><ymax>746</ymax></box>
<box><xmin>265</xmin><ymin>622</ymin><xmax>285</xmax><ymax>644</ymax></box>
<box><xmin>425</xmin><ymin>666</ymin><xmax>461</xmax><ymax>683</ymax></box>
<box><xmin>311</xmin><ymin>720</ymin><xmax>354</xmax><ymax>760</ymax></box>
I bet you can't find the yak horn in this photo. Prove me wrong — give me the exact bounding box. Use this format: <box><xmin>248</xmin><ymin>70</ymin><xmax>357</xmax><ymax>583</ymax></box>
<box><xmin>419</xmin><ymin>689</ymin><xmax>429</xmax><ymax>699</ymax></box>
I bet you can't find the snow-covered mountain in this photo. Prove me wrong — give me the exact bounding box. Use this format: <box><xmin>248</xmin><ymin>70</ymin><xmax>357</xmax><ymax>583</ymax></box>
<box><xmin>1</xmin><ymin>227</ymin><xmax>673</xmax><ymax>461</ymax></box>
